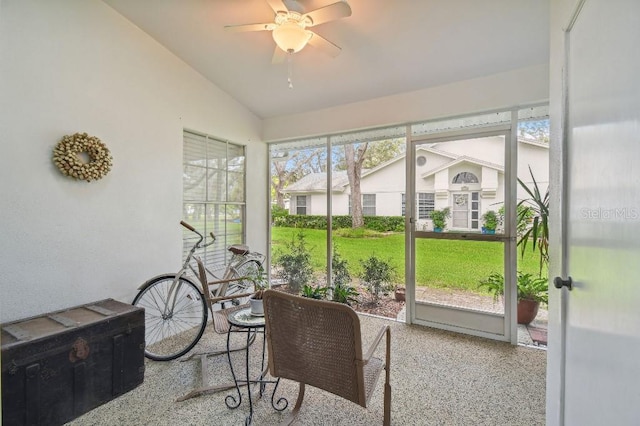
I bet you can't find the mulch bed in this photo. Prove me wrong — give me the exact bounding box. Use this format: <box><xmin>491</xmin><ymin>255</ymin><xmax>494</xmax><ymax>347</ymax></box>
<box><xmin>271</xmin><ymin>284</ymin><xmax>405</xmax><ymax>320</ymax></box>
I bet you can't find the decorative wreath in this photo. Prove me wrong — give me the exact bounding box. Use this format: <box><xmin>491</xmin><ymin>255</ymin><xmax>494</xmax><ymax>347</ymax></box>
<box><xmin>53</xmin><ymin>132</ymin><xmax>113</xmax><ymax>182</ymax></box>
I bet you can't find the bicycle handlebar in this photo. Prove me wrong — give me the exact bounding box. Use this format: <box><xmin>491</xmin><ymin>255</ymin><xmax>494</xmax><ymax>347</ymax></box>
<box><xmin>180</xmin><ymin>221</ymin><xmax>216</xmax><ymax>249</ymax></box>
<box><xmin>180</xmin><ymin>221</ymin><xmax>196</xmax><ymax>232</ymax></box>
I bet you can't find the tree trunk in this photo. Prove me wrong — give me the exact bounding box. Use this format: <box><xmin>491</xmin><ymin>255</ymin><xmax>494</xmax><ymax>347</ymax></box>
<box><xmin>344</xmin><ymin>143</ymin><xmax>368</xmax><ymax>228</ymax></box>
<box><xmin>271</xmin><ymin>162</ymin><xmax>287</xmax><ymax>208</ymax></box>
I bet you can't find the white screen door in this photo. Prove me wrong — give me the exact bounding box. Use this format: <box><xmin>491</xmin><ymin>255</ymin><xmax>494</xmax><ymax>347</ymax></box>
<box><xmin>407</xmin><ymin>128</ymin><xmax>517</xmax><ymax>341</ymax></box>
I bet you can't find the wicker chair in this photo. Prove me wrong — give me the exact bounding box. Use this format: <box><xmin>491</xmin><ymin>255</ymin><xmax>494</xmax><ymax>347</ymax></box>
<box><xmin>263</xmin><ymin>290</ymin><xmax>391</xmax><ymax>425</ymax></box>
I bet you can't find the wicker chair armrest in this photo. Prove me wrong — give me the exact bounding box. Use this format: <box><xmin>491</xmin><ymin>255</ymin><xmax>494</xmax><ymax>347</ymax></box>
<box><xmin>363</xmin><ymin>325</ymin><xmax>390</xmax><ymax>362</ymax></box>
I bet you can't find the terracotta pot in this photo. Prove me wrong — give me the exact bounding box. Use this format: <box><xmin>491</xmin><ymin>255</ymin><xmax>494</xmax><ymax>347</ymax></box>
<box><xmin>517</xmin><ymin>299</ymin><xmax>540</xmax><ymax>325</ymax></box>
<box><xmin>394</xmin><ymin>287</ymin><xmax>406</xmax><ymax>302</ymax></box>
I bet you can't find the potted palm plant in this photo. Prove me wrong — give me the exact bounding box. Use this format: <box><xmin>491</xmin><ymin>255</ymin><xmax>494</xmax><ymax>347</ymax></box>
<box><xmin>248</xmin><ymin>265</ymin><xmax>268</xmax><ymax>316</ymax></box>
<box><xmin>478</xmin><ymin>271</ymin><xmax>548</xmax><ymax>324</ymax></box>
<box><xmin>430</xmin><ymin>207</ymin><xmax>450</xmax><ymax>232</ymax></box>
<box><xmin>518</xmin><ymin>166</ymin><xmax>549</xmax><ymax>276</ymax></box>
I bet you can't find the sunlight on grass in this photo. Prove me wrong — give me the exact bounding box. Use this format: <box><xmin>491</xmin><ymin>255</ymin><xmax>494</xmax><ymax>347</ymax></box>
<box><xmin>271</xmin><ymin>227</ymin><xmax>544</xmax><ymax>294</ymax></box>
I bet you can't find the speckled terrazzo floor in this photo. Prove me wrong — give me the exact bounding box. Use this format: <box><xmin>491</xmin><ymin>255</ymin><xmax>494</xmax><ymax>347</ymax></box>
<box><xmin>67</xmin><ymin>315</ymin><xmax>546</xmax><ymax>426</ymax></box>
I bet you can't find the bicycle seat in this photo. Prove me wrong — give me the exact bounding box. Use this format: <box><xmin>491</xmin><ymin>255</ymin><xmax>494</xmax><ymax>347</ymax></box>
<box><xmin>228</xmin><ymin>244</ymin><xmax>249</xmax><ymax>255</ymax></box>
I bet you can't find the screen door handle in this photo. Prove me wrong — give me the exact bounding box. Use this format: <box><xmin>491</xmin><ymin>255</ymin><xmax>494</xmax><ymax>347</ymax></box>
<box><xmin>553</xmin><ymin>276</ymin><xmax>573</xmax><ymax>290</ymax></box>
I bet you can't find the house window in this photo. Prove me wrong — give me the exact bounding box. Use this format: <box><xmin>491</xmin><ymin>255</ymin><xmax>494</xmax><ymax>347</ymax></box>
<box><xmin>417</xmin><ymin>193</ymin><xmax>435</xmax><ymax>219</ymax></box>
<box><xmin>295</xmin><ymin>195</ymin><xmax>308</xmax><ymax>215</ymax></box>
<box><xmin>183</xmin><ymin>130</ymin><xmax>245</xmax><ymax>268</ymax></box>
<box><xmin>363</xmin><ymin>194</ymin><xmax>376</xmax><ymax>216</ymax></box>
<box><xmin>452</xmin><ymin>172</ymin><xmax>479</xmax><ymax>184</ymax></box>
<box><xmin>349</xmin><ymin>194</ymin><xmax>376</xmax><ymax>216</ymax></box>
<box><xmin>401</xmin><ymin>193</ymin><xmax>406</xmax><ymax>216</ymax></box>
<box><xmin>471</xmin><ymin>192</ymin><xmax>480</xmax><ymax>229</ymax></box>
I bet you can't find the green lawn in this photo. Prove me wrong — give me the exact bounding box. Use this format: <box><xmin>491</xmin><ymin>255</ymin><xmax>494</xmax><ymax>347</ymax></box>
<box><xmin>271</xmin><ymin>227</ymin><xmax>544</xmax><ymax>293</ymax></box>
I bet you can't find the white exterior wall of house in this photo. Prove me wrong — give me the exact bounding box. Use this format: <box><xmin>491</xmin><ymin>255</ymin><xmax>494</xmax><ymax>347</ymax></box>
<box><xmin>358</xmin><ymin>158</ymin><xmax>406</xmax><ymax>216</ymax></box>
<box><xmin>0</xmin><ymin>1</ymin><xmax>266</xmax><ymax>322</ymax></box>
<box><xmin>289</xmin><ymin>137</ymin><xmax>547</xmax><ymax>233</ymax></box>
<box><xmin>518</xmin><ymin>142</ymin><xmax>550</xmax><ymax>196</ymax></box>
<box><xmin>331</xmin><ymin>193</ymin><xmax>350</xmax><ymax>216</ymax></box>
<box><xmin>434</xmin><ymin>170</ymin><xmax>450</xmax><ymax>199</ymax></box>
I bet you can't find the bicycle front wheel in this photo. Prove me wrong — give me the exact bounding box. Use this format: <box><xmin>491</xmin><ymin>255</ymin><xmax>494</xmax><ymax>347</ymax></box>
<box><xmin>132</xmin><ymin>275</ymin><xmax>207</xmax><ymax>361</ymax></box>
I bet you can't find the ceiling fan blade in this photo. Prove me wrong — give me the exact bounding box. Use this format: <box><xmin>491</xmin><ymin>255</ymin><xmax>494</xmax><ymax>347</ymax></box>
<box><xmin>266</xmin><ymin>0</ymin><xmax>288</xmax><ymax>14</ymax></box>
<box><xmin>272</xmin><ymin>47</ymin><xmax>287</xmax><ymax>64</ymax></box>
<box><xmin>307</xmin><ymin>31</ymin><xmax>342</xmax><ymax>57</ymax></box>
<box><xmin>303</xmin><ymin>1</ymin><xmax>352</xmax><ymax>27</ymax></box>
<box><xmin>224</xmin><ymin>23</ymin><xmax>275</xmax><ymax>33</ymax></box>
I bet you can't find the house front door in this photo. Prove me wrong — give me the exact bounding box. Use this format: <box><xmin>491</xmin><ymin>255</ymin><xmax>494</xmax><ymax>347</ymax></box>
<box><xmin>451</xmin><ymin>193</ymin><xmax>470</xmax><ymax>229</ymax></box>
<box><xmin>548</xmin><ymin>0</ymin><xmax>640</xmax><ymax>424</ymax></box>
<box><xmin>451</xmin><ymin>192</ymin><xmax>481</xmax><ymax>230</ymax></box>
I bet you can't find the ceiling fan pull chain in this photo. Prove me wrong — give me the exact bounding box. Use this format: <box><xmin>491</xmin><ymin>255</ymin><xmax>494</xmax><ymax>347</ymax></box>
<box><xmin>287</xmin><ymin>50</ymin><xmax>294</xmax><ymax>89</ymax></box>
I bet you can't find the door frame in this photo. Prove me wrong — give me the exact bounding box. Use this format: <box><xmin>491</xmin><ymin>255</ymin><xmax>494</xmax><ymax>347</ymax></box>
<box><xmin>405</xmin><ymin>123</ymin><xmax>519</xmax><ymax>343</ymax></box>
<box><xmin>548</xmin><ymin>1</ymin><xmax>592</xmax><ymax>424</ymax></box>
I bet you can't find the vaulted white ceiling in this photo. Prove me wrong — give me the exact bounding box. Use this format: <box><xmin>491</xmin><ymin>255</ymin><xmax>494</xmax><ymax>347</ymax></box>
<box><xmin>104</xmin><ymin>0</ymin><xmax>549</xmax><ymax>119</ymax></box>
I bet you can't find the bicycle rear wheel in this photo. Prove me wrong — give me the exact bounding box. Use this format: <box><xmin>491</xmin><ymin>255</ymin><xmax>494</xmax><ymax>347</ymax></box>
<box><xmin>224</xmin><ymin>259</ymin><xmax>262</xmax><ymax>298</ymax></box>
<box><xmin>132</xmin><ymin>275</ymin><xmax>207</xmax><ymax>361</ymax></box>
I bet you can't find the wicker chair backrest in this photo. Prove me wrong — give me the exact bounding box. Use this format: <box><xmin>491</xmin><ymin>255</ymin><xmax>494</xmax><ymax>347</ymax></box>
<box><xmin>263</xmin><ymin>290</ymin><xmax>367</xmax><ymax>406</ymax></box>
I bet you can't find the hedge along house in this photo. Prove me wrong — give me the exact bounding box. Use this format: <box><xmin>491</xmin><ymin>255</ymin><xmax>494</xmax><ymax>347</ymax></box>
<box><xmin>283</xmin><ymin>136</ymin><xmax>549</xmax><ymax>232</ymax></box>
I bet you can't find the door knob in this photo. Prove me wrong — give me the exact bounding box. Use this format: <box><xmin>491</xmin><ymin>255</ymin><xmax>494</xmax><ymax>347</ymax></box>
<box><xmin>553</xmin><ymin>276</ymin><xmax>573</xmax><ymax>290</ymax></box>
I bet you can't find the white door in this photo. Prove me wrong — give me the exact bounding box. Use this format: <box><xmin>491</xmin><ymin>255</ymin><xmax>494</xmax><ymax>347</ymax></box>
<box><xmin>548</xmin><ymin>1</ymin><xmax>640</xmax><ymax>424</ymax></box>
<box><xmin>451</xmin><ymin>193</ymin><xmax>470</xmax><ymax>229</ymax></box>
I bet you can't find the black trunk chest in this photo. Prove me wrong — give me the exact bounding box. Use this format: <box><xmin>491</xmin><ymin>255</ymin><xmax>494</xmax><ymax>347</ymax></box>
<box><xmin>1</xmin><ymin>299</ymin><xmax>145</xmax><ymax>426</ymax></box>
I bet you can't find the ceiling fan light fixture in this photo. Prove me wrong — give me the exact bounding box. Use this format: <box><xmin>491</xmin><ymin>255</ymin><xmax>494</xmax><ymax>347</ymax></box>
<box><xmin>272</xmin><ymin>21</ymin><xmax>312</xmax><ymax>53</ymax></box>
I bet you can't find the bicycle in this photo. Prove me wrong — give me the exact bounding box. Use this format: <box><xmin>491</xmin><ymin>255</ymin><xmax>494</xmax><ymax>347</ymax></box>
<box><xmin>132</xmin><ymin>221</ymin><xmax>265</xmax><ymax>361</ymax></box>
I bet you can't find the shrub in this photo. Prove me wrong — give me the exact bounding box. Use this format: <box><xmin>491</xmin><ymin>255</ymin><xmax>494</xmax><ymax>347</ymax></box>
<box><xmin>273</xmin><ymin>215</ymin><xmax>404</xmax><ymax>232</ymax></box>
<box><xmin>431</xmin><ymin>207</ymin><xmax>451</xmax><ymax>230</ymax></box>
<box><xmin>331</xmin><ymin>246</ymin><xmax>351</xmax><ymax>287</ymax></box>
<box><xmin>331</xmin><ymin>283</ymin><xmax>359</xmax><ymax>305</ymax></box>
<box><xmin>497</xmin><ymin>204</ymin><xmax>533</xmax><ymax>236</ymax></box>
<box><xmin>359</xmin><ymin>254</ymin><xmax>396</xmax><ymax>302</ymax></box>
<box><xmin>482</xmin><ymin>210</ymin><xmax>499</xmax><ymax>231</ymax></box>
<box><xmin>271</xmin><ymin>204</ymin><xmax>289</xmax><ymax>221</ymax></box>
<box><xmin>275</xmin><ymin>231</ymin><xmax>314</xmax><ymax>293</ymax></box>
<box><xmin>478</xmin><ymin>271</ymin><xmax>548</xmax><ymax>305</ymax></box>
<box><xmin>301</xmin><ymin>284</ymin><xmax>328</xmax><ymax>300</ymax></box>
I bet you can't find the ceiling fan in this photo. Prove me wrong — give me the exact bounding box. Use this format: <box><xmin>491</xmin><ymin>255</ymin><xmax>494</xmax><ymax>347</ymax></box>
<box><xmin>225</xmin><ymin>0</ymin><xmax>352</xmax><ymax>63</ymax></box>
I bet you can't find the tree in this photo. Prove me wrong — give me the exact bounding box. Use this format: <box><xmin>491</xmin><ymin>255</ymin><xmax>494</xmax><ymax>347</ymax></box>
<box><xmin>344</xmin><ymin>143</ymin><xmax>368</xmax><ymax>228</ymax></box>
<box><xmin>272</xmin><ymin>138</ymin><xmax>404</xmax><ymax>226</ymax></box>
<box><xmin>333</xmin><ymin>138</ymin><xmax>404</xmax><ymax>171</ymax></box>
<box><xmin>518</xmin><ymin>119</ymin><xmax>550</xmax><ymax>143</ymax></box>
<box><xmin>271</xmin><ymin>148</ymin><xmax>325</xmax><ymax>208</ymax></box>
<box><xmin>362</xmin><ymin>138</ymin><xmax>405</xmax><ymax>169</ymax></box>
<box><xmin>342</xmin><ymin>138</ymin><xmax>404</xmax><ymax>228</ymax></box>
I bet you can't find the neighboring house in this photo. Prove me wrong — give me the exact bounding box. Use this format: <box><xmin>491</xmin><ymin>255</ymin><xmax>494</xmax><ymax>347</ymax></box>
<box><xmin>283</xmin><ymin>136</ymin><xmax>548</xmax><ymax>232</ymax></box>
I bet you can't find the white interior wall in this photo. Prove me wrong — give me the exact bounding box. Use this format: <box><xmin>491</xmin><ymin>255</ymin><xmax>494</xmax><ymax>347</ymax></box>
<box><xmin>0</xmin><ymin>0</ymin><xmax>266</xmax><ymax>322</ymax></box>
<box><xmin>262</xmin><ymin>64</ymin><xmax>549</xmax><ymax>142</ymax></box>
